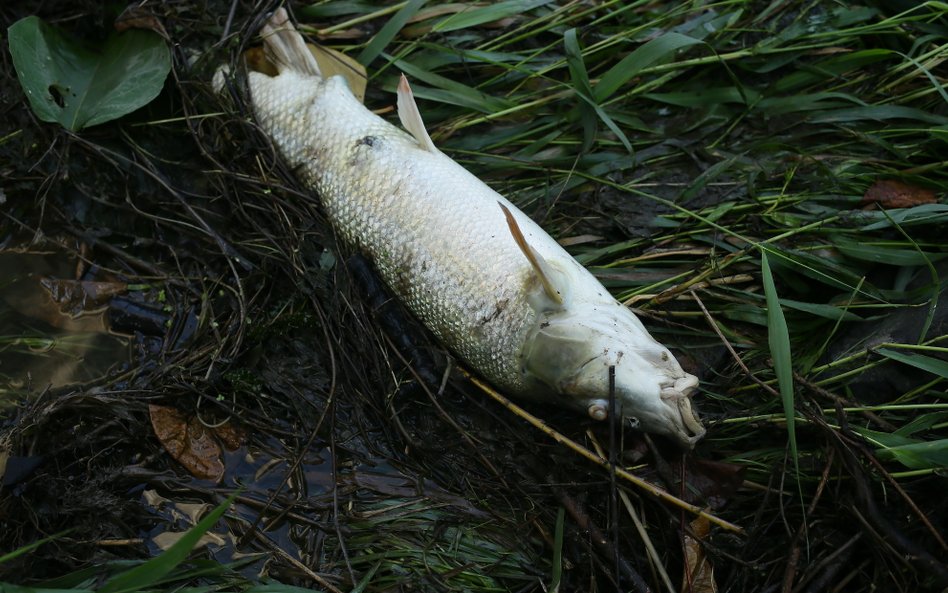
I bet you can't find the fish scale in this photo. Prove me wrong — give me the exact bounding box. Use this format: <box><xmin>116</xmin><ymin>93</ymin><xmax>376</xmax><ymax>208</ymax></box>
<box><xmin>246</xmin><ymin>9</ymin><xmax>706</xmax><ymax>447</ymax></box>
<box><xmin>253</xmin><ymin>72</ymin><xmax>565</xmax><ymax>394</ymax></box>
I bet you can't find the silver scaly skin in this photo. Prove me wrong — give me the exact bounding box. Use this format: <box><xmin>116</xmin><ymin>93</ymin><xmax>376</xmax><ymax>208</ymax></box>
<box><xmin>247</xmin><ymin>9</ymin><xmax>705</xmax><ymax>448</ymax></box>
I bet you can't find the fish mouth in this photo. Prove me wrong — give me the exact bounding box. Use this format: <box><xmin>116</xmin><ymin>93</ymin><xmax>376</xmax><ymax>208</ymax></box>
<box><xmin>661</xmin><ymin>375</ymin><xmax>706</xmax><ymax>449</ymax></box>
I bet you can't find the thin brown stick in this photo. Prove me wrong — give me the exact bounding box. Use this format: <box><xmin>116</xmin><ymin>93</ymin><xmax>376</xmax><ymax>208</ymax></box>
<box><xmin>781</xmin><ymin>448</ymin><xmax>835</xmax><ymax>593</ymax></box>
<box><xmin>792</xmin><ymin>371</ymin><xmax>897</xmax><ymax>432</ymax></box>
<box><xmin>464</xmin><ymin>371</ymin><xmax>744</xmax><ymax>534</ymax></box>
<box><xmin>250</xmin><ymin>528</ymin><xmax>344</xmax><ymax>593</ymax></box>
<box><xmin>692</xmin><ymin>290</ymin><xmax>779</xmax><ymax>397</ymax></box>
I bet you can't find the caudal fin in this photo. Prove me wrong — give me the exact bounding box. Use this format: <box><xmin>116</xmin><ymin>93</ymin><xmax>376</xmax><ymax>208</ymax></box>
<box><xmin>260</xmin><ymin>8</ymin><xmax>321</xmax><ymax>77</ymax></box>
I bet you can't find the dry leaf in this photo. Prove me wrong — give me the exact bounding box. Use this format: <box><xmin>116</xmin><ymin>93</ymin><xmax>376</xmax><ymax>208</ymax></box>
<box><xmin>149</xmin><ymin>404</ymin><xmax>224</xmax><ymax>482</ymax></box>
<box><xmin>114</xmin><ymin>5</ymin><xmax>168</xmax><ymax>37</ymax></box>
<box><xmin>40</xmin><ymin>278</ymin><xmax>127</xmax><ymax>316</ymax></box>
<box><xmin>151</xmin><ymin>530</ymin><xmax>225</xmax><ymax>551</ymax></box>
<box><xmin>681</xmin><ymin>515</ymin><xmax>717</xmax><ymax>593</ymax></box>
<box><xmin>861</xmin><ymin>179</ymin><xmax>937</xmax><ymax>209</ymax></box>
<box><xmin>212</xmin><ymin>420</ymin><xmax>246</xmax><ymax>450</ymax></box>
<box><xmin>244</xmin><ymin>43</ymin><xmax>367</xmax><ymax>103</ymax></box>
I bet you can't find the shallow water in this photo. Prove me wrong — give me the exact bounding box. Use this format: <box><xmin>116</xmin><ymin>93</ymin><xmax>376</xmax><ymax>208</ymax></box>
<box><xmin>0</xmin><ymin>249</ymin><xmax>130</xmax><ymax>400</ymax></box>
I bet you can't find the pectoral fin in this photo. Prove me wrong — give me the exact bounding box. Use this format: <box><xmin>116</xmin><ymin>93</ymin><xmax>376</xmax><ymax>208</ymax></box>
<box><xmin>499</xmin><ymin>202</ymin><xmax>564</xmax><ymax>306</ymax></box>
<box><xmin>397</xmin><ymin>75</ymin><xmax>437</xmax><ymax>153</ymax></box>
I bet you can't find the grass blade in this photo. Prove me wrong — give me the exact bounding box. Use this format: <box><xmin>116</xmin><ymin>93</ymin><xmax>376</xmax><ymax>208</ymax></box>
<box><xmin>876</xmin><ymin>348</ymin><xmax>948</xmax><ymax>380</ymax></box>
<box><xmin>594</xmin><ymin>33</ymin><xmax>703</xmax><ymax>103</ymax></box>
<box><xmin>550</xmin><ymin>506</ymin><xmax>565</xmax><ymax>592</ymax></box>
<box><xmin>761</xmin><ymin>251</ymin><xmax>799</xmax><ymax>471</ymax></box>
<box><xmin>0</xmin><ymin>530</ymin><xmax>72</xmax><ymax>565</ymax></box>
<box><xmin>357</xmin><ymin>0</ymin><xmax>426</xmax><ymax>67</ymax></box>
<box><xmin>433</xmin><ymin>0</ymin><xmax>553</xmax><ymax>33</ymax></box>
<box><xmin>564</xmin><ymin>29</ymin><xmax>632</xmax><ymax>153</ymax></box>
<box><xmin>97</xmin><ymin>493</ymin><xmax>238</xmax><ymax>593</ymax></box>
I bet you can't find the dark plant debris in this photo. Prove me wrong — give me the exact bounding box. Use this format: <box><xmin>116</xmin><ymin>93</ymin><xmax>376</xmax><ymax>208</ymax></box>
<box><xmin>1</xmin><ymin>1</ymin><xmax>946</xmax><ymax>592</ymax></box>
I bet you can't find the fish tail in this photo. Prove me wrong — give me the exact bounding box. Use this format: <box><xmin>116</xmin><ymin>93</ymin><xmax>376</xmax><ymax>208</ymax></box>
<box><xmin>260</xmin><ymin>8</ymin><xmax>322</xmax><ymax>78</ymax></box>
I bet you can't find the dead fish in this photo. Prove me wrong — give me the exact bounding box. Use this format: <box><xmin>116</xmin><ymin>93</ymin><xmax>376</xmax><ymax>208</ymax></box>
<box><xmin>246</xmin><ymin>9</ymin><xmax>705</xmax><ymax>448</ymax></box>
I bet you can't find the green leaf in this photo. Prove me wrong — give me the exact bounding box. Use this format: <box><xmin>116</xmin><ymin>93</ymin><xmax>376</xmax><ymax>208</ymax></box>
<box><xmin>7</xmin><ymin>16</ymin><xmax>171</xmax><ymax>131</ymax></box>
<box><xmin>389</xmin><ymin>58</ymin><xmax>513</xmax><ymax>113</ymax></box>
<box><xmin>876</xmin><ymin>348</ymin><xmax>948</xmax><ymax>379</ymax></box>
<box><xmin>778</xmin><ymin>298</ymin><xmax>861</xmax><ymax>321</ymax></box>
<box><xmin>564</xmin><ymin>29</ymin><xmax>632</xmax><ymax>153</ymax></box>
<box><xmin>97</xmin><ymin>493</ymin><xmax>238</xmax><ymax>593</ymax></box>
<box><xmin>594</xmin><ymin>33</ymin><xmax>703</xmax><ymax>103</ymax></box>
<box><xmin>433</xmin><ymin>0</ymin><xmax>553</xmax><ymax>33</ymax></box>
<box><xmin>832</xmin><ymin>238</ymin><xmax>948</xmax><ymax>266</ymax></box>
<box><xmin>0</xmin><ymin>586</ymin><xmax>92</xmax><ymax>593</ymax></box>
<box><xmin>876</xmin><ymin>439</ymin><xmax>948</xmax><ymax>470</ymax></box>
<box><xmin>809</xmin><ymin>105</ymin><xmax>948</xmax><ymax>124</ymax></box>
<box><xmin>859</xmin><ymin>204</ymin><xmax>948</xmax><ymax>231</ymax></box>
<box><xmin>550</xmin><ymin>506</ymin><xmax>565</xmax><ymax>592</ymax></box>
<box><xmin>761</xmin><ymin>251</ymin><xmax>799</xmax><ymax>469</ymax></box>
<box><xmin>357</xmin><ymin>0</ymin><xmax>427</xmax><ymax>67</ymax></box>
<box><xmin>854</xmin><ymin>426</ymin><xmax>948</xmax><ymax>467</ymax></box>
<box><xmin>0</xmin><ymin>529</ymin><xmax>72</xmax><ymax>565</ymax></box>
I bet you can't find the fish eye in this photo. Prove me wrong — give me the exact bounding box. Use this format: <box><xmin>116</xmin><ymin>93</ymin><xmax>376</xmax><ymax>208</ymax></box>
<box><xmin>587</xmin><ymin>403</ymin><xmax>607</xmax><ymax>421</ymax></box>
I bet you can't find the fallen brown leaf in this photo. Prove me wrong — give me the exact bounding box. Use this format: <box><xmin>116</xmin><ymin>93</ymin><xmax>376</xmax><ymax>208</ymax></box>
<box><xmin>862</xmin><ymin>179</ymin><xmax>937</xmax><ymax>209</ymax></box>
<box><xmin>149</xmin><ymin>404</ymin><xmax>224</xmax><ymax>482</ymax></box>
<box><xmin>213</xmin><ymin>420</ymin><xmax>247</xmax><ymax>451</ymax></box>
<box><xmin>681</xmin><ymin>515</ymin><xmax>717</xmax><ymax>593</ymax></box>
<box><xmin>40</xmin><ymin>279</ymin><xmax>127</xmax><ymax>316</ymax></box>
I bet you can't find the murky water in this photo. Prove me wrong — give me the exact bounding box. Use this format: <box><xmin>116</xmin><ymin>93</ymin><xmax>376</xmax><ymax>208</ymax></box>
<box><xmin>0</xmin><ymin>248</ymin><xmax>131</xmax><ymax>400</ymax></box>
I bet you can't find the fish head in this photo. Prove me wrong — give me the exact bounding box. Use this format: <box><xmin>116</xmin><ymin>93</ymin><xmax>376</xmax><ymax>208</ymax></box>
<box><xmin>522</xmin><ymin>303</ymin><xmax>705</xmax><ymax>448</ymax></box>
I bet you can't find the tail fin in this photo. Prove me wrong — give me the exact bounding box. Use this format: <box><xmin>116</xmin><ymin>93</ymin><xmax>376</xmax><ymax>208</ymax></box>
<box><xmin>260</xmin><ymin>8</ymin><xmax>322</xmax><ymax>77</ymax></box>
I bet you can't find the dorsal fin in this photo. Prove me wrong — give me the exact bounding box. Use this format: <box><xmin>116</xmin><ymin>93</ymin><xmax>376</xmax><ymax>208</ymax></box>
<box><xmin>397</xmin><ymin>74</ymin><xmax>437</xmax><ymax>153</ymax></box>
<box><xmin>499</xmin><ymin>203</ymin><xmax>565</xmax><ymax>306</ymax></box>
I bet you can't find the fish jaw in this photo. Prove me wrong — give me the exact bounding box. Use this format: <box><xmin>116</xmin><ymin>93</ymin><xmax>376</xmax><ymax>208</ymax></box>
<box><xmin>521</xmin><ymin>301</ymin><xmax>706</xmax><ymax>449</ymax></box>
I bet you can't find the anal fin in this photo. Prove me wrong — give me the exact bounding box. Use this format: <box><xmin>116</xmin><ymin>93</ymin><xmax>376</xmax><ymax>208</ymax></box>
<box><xmin>397</xmin><ymin>74</ymin><xmax>437</xmax><ymax>153</ymax></box>
<box><xmin>499</xmin><ymin>203</ymin><xmax>565</xmax><ymax>306</ymax></box>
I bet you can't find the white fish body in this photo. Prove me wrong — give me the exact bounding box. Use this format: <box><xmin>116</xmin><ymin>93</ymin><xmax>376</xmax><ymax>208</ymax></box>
<box><xmin>247</xmin><ymin>10</ymin><xmax>705</xmax><ymax>447</ymax></box>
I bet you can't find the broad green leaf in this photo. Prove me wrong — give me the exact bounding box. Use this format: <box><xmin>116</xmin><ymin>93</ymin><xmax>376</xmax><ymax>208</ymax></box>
<box><xmin>7</xmin><ymin>16</ymin><xmax>171</xmax><ymax>131</ymax></box>
<box><xmin>594</xmin><ymin>33</ymin><xmax>703</xmax><ymax>103</ymax></box>
<box><xmin>761</xmin><ymin>251</ymin><xmax>799</xmax><ymax>471</ymax></box>
<box><xmin>876</xmin><ymin>348</ymin><xmax>948</xmax><ymax>379</ymax></box>
<box><xmin>97</xmin><ymin>493</ymin><xmax>237</xmax><ymax>593</ymax></box>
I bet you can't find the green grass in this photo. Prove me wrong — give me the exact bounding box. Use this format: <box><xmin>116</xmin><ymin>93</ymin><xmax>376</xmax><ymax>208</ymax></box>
<box><xmin>1</xmin><ymin>0</ymin><xmax>946</xmax><ymax>592</ymax></box>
